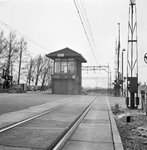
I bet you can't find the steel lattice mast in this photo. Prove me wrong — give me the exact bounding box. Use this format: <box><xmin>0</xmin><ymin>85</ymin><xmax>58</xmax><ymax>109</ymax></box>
<box><xmin>126</xmin><ymin>0</ymin><xmax>139</xmax><ymax>108</ymax></box>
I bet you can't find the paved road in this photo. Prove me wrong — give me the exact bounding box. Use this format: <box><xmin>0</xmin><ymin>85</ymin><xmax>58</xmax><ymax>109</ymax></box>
<box><xmin>0</xmin><ymin>94</ymin><xmax>97</xmax><ymax>149</ymax></box>
<box><xmin>62</xmin><ymin>94</ymin><xmax>124</xmax><ymax>150</ymax></box>
<box><xmin>0</xmin><ymin>92</ymin><xmax>74</xmax><ymax>115</ymax></box>
<box><xmin>0</xmin><ymin>93</ymin><xmax>124</xmax><ymax>150</ymax></box>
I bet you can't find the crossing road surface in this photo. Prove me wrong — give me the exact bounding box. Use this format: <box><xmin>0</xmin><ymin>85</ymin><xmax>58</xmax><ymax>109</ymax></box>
<box><xmin>0</xmin><ymin>92</ymin><xmax>74</xmax><ymax>115</ymax></box>
<box><xmin>0</xmin><ymin>92</ymin><xmax>124</xmax><ymax>150</ymax></box>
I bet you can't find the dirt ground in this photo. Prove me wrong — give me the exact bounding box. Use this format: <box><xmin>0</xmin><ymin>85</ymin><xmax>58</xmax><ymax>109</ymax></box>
<box><xmin>108</xmin><ymin>95</ymin><xmax>147</xmax><ymax>150</ymax></box>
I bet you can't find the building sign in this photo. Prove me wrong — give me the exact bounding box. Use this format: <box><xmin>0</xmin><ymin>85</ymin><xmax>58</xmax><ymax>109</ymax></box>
<box><xmin>57</xmin><ymin>53</ymin><xmax>64</xmax><ymax>57</ymax></box>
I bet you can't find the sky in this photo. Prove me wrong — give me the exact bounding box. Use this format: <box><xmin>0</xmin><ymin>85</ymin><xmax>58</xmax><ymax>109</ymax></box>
<box><xmin>0</xmin><ymin>0</ymin><xmax>147</xmax><ymax>88</ymax></box>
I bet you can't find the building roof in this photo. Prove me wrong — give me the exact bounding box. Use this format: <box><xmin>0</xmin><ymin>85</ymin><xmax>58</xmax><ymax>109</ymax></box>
<box><xmin>46</xmin><ymin>47</ymin><xmax>87</xmax><ymax>63</ymax></box>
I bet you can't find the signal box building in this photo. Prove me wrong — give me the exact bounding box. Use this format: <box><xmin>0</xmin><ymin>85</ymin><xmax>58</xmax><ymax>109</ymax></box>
<box><xmin>46</xmin><ymin>47</ymin><xmax>87</xmax><ymax>95</ymax></box>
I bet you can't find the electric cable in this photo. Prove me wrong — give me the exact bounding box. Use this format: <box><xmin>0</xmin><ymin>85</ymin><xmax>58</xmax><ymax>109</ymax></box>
<box><xmin>80</xmin><ymin>0</ymin><xmax>104</xmax><ymax>65</ymax></box>
<box><xmin>0</xmin><ymin>21</ymin><xmax>50</xmax><ymax>55</ymax></box>
<box><xmin>73</xmin><ymin>0</ymin><xmax>98</xmax><ymax>66</ymax></box>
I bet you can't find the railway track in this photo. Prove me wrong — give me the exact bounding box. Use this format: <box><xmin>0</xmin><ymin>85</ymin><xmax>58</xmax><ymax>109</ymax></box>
<box><xmin>48</xmin><ymin>92</ymin><xmax>103</xmax><ymax>150</ymax></box>
<box><xmin>0</xmin><ymin>95</ymin><xmax>81</xmax><ymax>133</ymax></box>
<box><xmin>0</xmin><ymin>92</ymin><xmax>103</xmax><ymax>150</ymax></box>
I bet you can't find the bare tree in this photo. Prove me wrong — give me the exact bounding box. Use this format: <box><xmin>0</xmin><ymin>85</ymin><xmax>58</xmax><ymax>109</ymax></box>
<box><xmin>34</xmin><ymin>54</ymin><xmax>45</xmax><ymax>86</ymax></box>
<box><xmin>40</xmin><ymin>57</ymin><xmax>53</xmax><ymax>90</ymax></box>
<box><xmin>6</xmin><ymin>31</ymin><xmax>18</xmax><ymax>75</ymax></box>
<box><xmin>26</xmin><ymin>58</ymin><xmax>35</xmax><ymax>85</ymax></box>
<box><xmin>17</xmin><ymin>37</ymin><xmax>27</xmax><ymax>84</ymax></box>
<box><xmin>0</xmin><ymin>30</ymin><xmax>7</xmax><ymax>70</ymax></box>
<box><xmin>1</xmin><ymin>31</ymin><xmax>19</xmax><ymax>89</ymax></box>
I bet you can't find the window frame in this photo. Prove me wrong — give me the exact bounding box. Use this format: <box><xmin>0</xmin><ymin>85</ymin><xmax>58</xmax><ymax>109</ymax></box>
<box><xmin>54</xmin><ymin>58</ymin><xmax>61</xmax><ymax>74</ymax></box>
<box><xmin>54</xmin><ymin>58</ymin><xmax>76</xmax><ymax>74</ymax></box>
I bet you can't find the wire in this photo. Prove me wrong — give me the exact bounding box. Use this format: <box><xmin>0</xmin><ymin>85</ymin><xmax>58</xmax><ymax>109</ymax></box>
<box><xmin>0</xmin><ymin>21</ymin><xmax>50</xmax><ymax>54</ymax></box>
<box><xmin>80</xmin><ymin>0</ymin><xmax>104</xmax><ymax>65</ymax></box>
<box><xmin>73</xmin><ymin>0</ymin><xmax>99</xmax><ymax>66</ymax></box>
<box><xmin>74</xmin><ymin>0</ymin><xmax>104</xmax><ymax>66</ymax></box>
<box><xmin>80</xmin><ymin>0</ymin><xmax>96</xmax><ymax>48</ymax></box>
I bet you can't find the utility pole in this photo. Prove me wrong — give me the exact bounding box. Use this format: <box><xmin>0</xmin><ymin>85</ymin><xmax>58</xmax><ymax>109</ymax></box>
<box><xmin>122</xmin><ymin>49</ymin><xmax>126</xmax><ymax>96</ymax></box>
<box><xmin>114</xmin><ymin>39</ymin><xmax>117</xmax><ymax>80</ymax></box>
<box><xmin>126</xmin><ymin>0</ymin><xmax>139</xmax><ymax>108</ymax></box>
<box><xmin>117</xmin><ymin>23</ymin><xmax>120</xmax><ymax>82</ymax></box>
<box><xmin>113</xmin><ymin>23</ymin><xmax>121</xmax><ymax>96</ymax></box>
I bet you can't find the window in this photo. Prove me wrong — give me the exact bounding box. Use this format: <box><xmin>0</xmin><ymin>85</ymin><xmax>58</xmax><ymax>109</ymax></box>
<box><xmin>61</xmin><ymin>59</ymin><xmax>67</xmax><ymax>73</ymax></box>
<box><xmin>68</xmin><ymin>61</ymin><xmax>74</xmax><ymax>73</ymax></box>
<box><xmin>74</xmin><ymin>61</ymin><xmax>77</xmax><ymax>74</ymax></box>
<box><xmin>54</xmin><ymin>58</ymin><xmax>61</xmax><ymax>73</ymax></box>
<box><xmin>55</xmin><ymin>62</ymin><xmax>60</xmax><ymax>73</ymax></box>
<box><xmin>68</xmin><ymin>58</ymin><xmax>75</xmax><ymax>73</ymax></box>
<box><xmin>54</xmin><ymin>58</ymin><xmax>76</xmax><ymax>74</ymax></box>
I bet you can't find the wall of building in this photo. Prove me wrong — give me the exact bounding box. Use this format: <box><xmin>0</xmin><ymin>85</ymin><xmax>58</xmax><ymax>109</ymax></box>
<box><xmin>52</xmin><ymin>78</ymin><xmax>76</xmax><ymax>95</ymax></box>
<box><xmin>52</xmin><ymin>61</ymin><xmax>82</xmax><ymax>95</ymax></box>
<box><xmin>76</xmin><ymin>61</ymin><xmax>82</xmax><ymax>94</ymax></box>
<box><xmin>51</xmin><ymin>59</ymin><xmax>83</xmax><ymax>95</ymax></box>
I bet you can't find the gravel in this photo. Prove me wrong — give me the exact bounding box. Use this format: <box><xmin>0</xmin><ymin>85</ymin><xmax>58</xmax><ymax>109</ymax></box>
<box><xmin>108</xmin><ymin>95</ymin><xmax>147</xmax><ymax>150</ymax></box>
<box><xmin>115</xmin><ymin>113</ymin><xmax>147</xmax><ymax>150</ymax></box>
<box><xmin>107</xmin><ymin>95</ymin><xmax>147</xmax><ymax>150</ymax></box>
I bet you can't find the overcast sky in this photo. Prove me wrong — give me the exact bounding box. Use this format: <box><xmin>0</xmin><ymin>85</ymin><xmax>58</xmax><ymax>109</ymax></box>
<box><xmin>0</xmin><ymin>0</ymin><xmax>147</xmax><ymax>87</ymax></box>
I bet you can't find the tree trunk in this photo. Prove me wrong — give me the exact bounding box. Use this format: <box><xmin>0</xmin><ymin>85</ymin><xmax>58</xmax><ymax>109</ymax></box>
<box><xmin>41</xmin><ymin>69</ymin><xmax>47</xmax><ymax>90</ymax></box>
<box><xmin>35</xmin><ymin>74</ymin><xmax>39</xmax><ymax>86</ymax></box>
<box><xmin>17</xmin><ymin>46</ymin><xmax>22</xmax><ymax>84</ymax></box>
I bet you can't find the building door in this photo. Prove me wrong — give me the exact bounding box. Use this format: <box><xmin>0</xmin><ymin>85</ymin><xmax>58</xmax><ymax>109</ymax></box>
<box><xmin>68</xmin><ymin>80</ymin><xmax>75</xmax><ymax>94</ymax></box>
<box><xmin>53</xmin><ymin>79</ymin><xmax>60</xmax><ymax>94</ymax></box>
<box><xmin>60</xmin><ymin>79</ymin><xmax>67</xmax><ymax>94</ymax></box>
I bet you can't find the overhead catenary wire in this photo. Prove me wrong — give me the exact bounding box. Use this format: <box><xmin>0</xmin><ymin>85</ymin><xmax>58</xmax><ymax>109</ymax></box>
<box><xmin>0</xmin><ymin>3</ymin><xmax>104</xmax><ymax>67</ymax></box>
<box><xmin>73</xmin><ymin>0</ymin><xmax>99</xmax><ymax>66</ymax></box>
<box><xmin>0</xmin><ymin>21</ymin><xmax>50</xmax><ymax>56</ymax></box>
<box><xmin>73</xmin><ymin>0</ymin><xmax>108</xmax><ymax>81</ymax></box>
<box><xmin>80</xmin><ymin>0</ymin><xmax>104</xmax><ymax>65</ymax></box>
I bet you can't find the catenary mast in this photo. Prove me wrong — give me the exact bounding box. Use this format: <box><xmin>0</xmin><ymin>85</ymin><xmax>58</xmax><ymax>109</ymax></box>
<box><xmin>126</xmin><ymin>0</ymin><xmax>139</xmax><ymax>108</ymax></box>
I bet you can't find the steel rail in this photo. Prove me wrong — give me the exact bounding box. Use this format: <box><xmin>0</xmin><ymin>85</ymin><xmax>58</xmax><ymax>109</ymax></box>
<box><xmin>47</xmin><ymin>92</ymin><xmax>103</xmax><ymax>150</ymax></box>
<box><xmin>0</xmin><ymin>97</ymin><xmax>82</xmax><ymax>134</ymax></box>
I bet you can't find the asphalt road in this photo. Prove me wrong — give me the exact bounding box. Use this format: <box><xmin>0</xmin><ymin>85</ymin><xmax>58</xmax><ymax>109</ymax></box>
<box><xmin>0</xmin><ymin>92</ymin><xmax>74</xmax><ymax>115</ymax></box>
<box><xmin>0</xmin><ymin>94</ymin><xmax>99</xmax><ymax>149</ymax></box>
